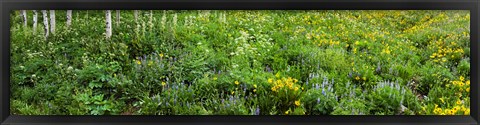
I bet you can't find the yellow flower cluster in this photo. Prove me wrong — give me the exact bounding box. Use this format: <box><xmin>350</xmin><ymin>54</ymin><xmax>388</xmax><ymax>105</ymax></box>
<box><xmin>433</xmin><ymin>103</ymin><xmax>470</xmax><ymax>115</ymax></box>
<box><xmin>314</xmin><ymin>39</ymin><xmax>340</xmax><ymax>47</ymax></box>
<box><xmin>268</xmin><ymin>76</ymin><xmax>299</xmax><ymax>92</ymax></box>
<box><xmin>450</xmin><ymin>76</ymin><xmax>470</xmax><ymax>93</ymax></box>
<box><xmin>429</xmin><ymin>40</ymin><xmax>464</xmax><ymax>63</ymax></box>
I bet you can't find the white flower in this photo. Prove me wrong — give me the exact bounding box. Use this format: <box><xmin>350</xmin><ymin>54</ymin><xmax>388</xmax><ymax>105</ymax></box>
<box><xmin>32</xmin><ymin>74</ymin><xmax>36</xmax><ymax>78</ymax></box>
<box><xmin>67</xmin><ymin>66</ymin><xmax>73</xmax><ymax>71</ymax></box>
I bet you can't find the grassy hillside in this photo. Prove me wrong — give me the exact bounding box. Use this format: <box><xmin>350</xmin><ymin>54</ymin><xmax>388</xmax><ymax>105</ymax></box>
<box><xmin>10</xmin><ymin>10</ymin><xmax>470</xmax><ymax>115</ymax></box>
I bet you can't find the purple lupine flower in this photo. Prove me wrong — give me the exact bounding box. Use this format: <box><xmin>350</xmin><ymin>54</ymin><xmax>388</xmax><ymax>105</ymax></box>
<box><xmin>255</xmin><ymin>107</ymin><xmax>260</xmax><ymax>115</ymax></box>
<box><xmin>317</xmin><ymin>98</ymin><xmax>320</xmax><ymax>104</ymax></box>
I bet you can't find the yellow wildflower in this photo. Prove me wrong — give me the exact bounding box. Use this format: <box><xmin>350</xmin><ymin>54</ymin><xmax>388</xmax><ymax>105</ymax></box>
<box><xmin>466</xmin><ymin>80</ymin><xmax>470</xmax><ymax>85</ymax></box>
<box><xmin>285</xmin><ymin>110</ymin><xmax>289</xmax><ymax>115</ymax></box>
<box><xmin>136</xmin><ymin>60</ymin><xmax>142</xmax><ymax>65</ymax></box>
<box><xmin>465</xmin><ymin>109</ymin><xmax>470</xmax><ymax>115</ymax></box>
<box><xmin>466</xmin><ymin>87</ymin><xmax>470</xmax><ymax>92</ymax></box>
<box><xmin>355</xmin><ymin>76</ymin><xmax>360</xmax><ymax>80</ymax></box>
<box><xmin>362</xmin><ymin>77</ymin><xmax>366</xmax><ymax>81</ymax></box>
<box><xmin>295</xmin><ymin>100</ymin><xmax>301</xmax><ymax>106</ymax></box>
<box><xmin>235</xmin><ymin>81</ymin><xmax>240</xmax><ymax>85</ymax></box>
<box><xmin>294</xmin><ymin>87</ymin><xmax>299</xmax><ymax>91</ymax></box>
<box><xmin>161</xmin><ymin>81</ymin><xmax>166</xmax><ymax>86</ymax></box>
<box><xmin>148</xmin><ymin>61</ymin><xmax>153</xmax><ymax>66</ymax></box>
<box><xmin>213</xmin><ymin>77</ymin><xmax>218</xmax><ymax>81</ymax></box>
<box><xmin>460</xmin><ymin>76</ymin><xmax>465</xmax><ymax>82</ymax></box>
<box><xmin>254</xmin><ymin>84</ymin><xmax>257</xmax><ymax>88</ymax></box>
<box><xmin>275</xmin><ymin>72</ymin><xmax>281</xmax><ymax>78</ymax></box>
<box><xmin>253</xmin><ymin>89</ymin><xmax>256</xmax><ymax>92</ymax></box>
<box><xmin>159</xmin><ymin>53</ymin><xmax>164</xmax><ymax>58</ymax></box>
<box><xmin>456</xmin><ymin>100</ymin><xmax>462</xmax><ymax>105</ymax></box>
<box><xmin>268</xmin><ymin>78</ymin><xmax>274</xmax><ymax>84</ymax></box>
<box><xmin>231</xmin><ymin>91</ymin><xmax>235</xmax><ymax>95</ymax></box>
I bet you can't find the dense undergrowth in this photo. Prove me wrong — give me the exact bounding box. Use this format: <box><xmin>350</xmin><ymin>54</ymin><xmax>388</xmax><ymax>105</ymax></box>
<box><xmin>10</xmin><ymin>10</ymin><xmax>470</xmax><ymax>115</ymax></box>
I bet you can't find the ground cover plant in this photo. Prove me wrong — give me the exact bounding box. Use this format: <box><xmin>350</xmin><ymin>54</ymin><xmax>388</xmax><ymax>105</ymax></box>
<box><xmin>10</xmin><ymin>10</ymin><xmax>470</xmax><ymax>115</ymax></box>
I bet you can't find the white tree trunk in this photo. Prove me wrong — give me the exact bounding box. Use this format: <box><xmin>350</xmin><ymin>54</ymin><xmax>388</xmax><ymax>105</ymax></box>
<box><xmin>66</xmin><ymin>10</ymin><xmax>72</xmax><ymax>27</ymax></box>
<box><xmin>149</xmin><ymin>10</ymin><xmax>153</xmax><ymax>30</ymax></box>
<box><xmin>106</xmin><ymin>10</ymin><xmax>112</xmax><ymax>39</ymax></box>
<box><xmin>134</xmin><ymin>10</ymin><xmax>138</xmax><ymax>23</ymax></box>
<box><xmin>42</xmin><ymin>10</ymin><xmax>49</xmax><ymax>38</ymax></box>
<box><xmin>21</xmin><ymin>10</ymin><xmax>27</xmax><ymax>27</ymax></box>
<box><xmin>116</xmin><ymin>10</ymin><xmax>120</xmax><ymax>26</ymax></box>
<box><xmin>33</xmin><ymin>10</ymin><xmax>38</xmax><ymax>34</ymax></box>
<box><xmin>49</xmin><ymin>10</ymin><xmax>55</xmax><ymax>34</ymax></box>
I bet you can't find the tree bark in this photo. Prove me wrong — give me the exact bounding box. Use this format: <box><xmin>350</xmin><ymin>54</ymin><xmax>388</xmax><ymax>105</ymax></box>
<box><xmin>21</xmin><ymin>10</ymin><xmax>27</xmax><ymax>27</ymax></box>
<box><xmin>116</xmin><ymin>10</ymin><xmax>120</xmax><ymax>26</ymax></box>
<box><xmin>49</xmin><ymin>10</ymin><xmax>55</xmax><ymax>34</ymax></box>
<box><xmin>33</xmin><ymin>10</ymin><xmax>38</xmax><ymax>34</ymax></box>
<box><xmin>66</xmin><ymin>10</ymin><xmax>72</xmax><ymax>27</ymax></box>
<box><xmin>134</xmin><ymin>10</ymin><xmax>139</xmax><ymax>23</ymax></box>
<box><xmin>42</xmin><ymin>10</ymin><xmax>49</xmax><ymax>38</ymax></box>
<box><xmin>106</xmin><ymin>10</ymin><xmax>112</xmax><ymax>39</ymax></box>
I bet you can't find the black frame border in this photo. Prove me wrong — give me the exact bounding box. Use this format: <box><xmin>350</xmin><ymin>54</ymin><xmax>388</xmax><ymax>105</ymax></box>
<box><xmin>0</xmin><ymin>0</ymin><xmax>478</xmax><ymax>125</ymax></box>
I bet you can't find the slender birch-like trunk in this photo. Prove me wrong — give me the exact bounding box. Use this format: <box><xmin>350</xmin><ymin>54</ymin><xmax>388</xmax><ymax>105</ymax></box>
<box><xmin>49</xmin><ymin>10</ymin><xmax>55</xmax><ymax>34</ymax></box>
<box><xmin>134</xmin><ymin>10</ymin><xmax>139</xmax><ymax>23</ymax></box>
<box><xmin>116</xmin><ymin>10</ymin><xmax>120</xmax><ymax>26</ymax></box>
<box><xmin>21</xmin><ymin>10</ymin><xmax>27</xmax><ymax>27</ymax></box>
<box><xmin>149</xmin><ymin>10</ymin><xmax>153</xmax><ymax>30</ymax></box>
<box><xmin>106</xmin><ymin>10</ymin><xmax>112</xmax><ymax>39</ymax></box>
<box><xmin>33</xmin><ymin>10</ymin><xmax>38</xmax><ymax>34</ymax></box>
<box><xmin>42</xmin><ymin>10</ymin><xmax>49</xmax><ymax>38</ymax></box>
<box><xmin>66</xmin><ymin>10</ymin><xmax>72</xmax><ymax>27</ymax></box>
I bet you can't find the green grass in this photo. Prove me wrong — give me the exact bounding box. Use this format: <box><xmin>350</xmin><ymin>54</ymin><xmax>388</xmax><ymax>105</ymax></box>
<box><xmin>10</xmin><ymin>10</ymin><xmax>470</xmax><ymax>115</ymax></box>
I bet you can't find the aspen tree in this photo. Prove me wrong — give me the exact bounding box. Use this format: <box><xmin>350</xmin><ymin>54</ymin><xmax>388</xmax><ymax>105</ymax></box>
<box><xmin>42</xmin><ymin>10</ymin><xmax>49</xmax><ymax>38</ymax></box>
<box><xmin>49</xmin><ymin>10</ymin><xmax>55</xmax><ymax>34</ymax></box>
<box><xmin>33</xmin><ymin>10</ymin><xmax>38</xmax><ymax>34</ymax></box>
<box><xmin>106</xmin><ymin>10</ymin><xmax>112</xmax><ymax>39</ymax></box>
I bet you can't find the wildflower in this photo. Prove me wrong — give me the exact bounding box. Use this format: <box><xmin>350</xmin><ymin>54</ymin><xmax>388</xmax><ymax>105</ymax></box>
<box><xmin>295</xmin><ymin>100</ymin><xmax>300</xmax><ymax>106</ymax></box>
<box><xmin>255</xmin><ymin>107</ymin><xmax>260</xmax><ymax>115</ymax></box>
<box><xmin>162</xmin><ymin>82</ymin><xmax>166</xmax><ymax>86</ymax></box>
<box><xmin>466</xmin><ymin>80</ymin><xmax>470</xmax><ymax>85</ymax></box>
<box><xmin>466</xmin><ymin>87</ymin><xmax>470</xmax><ymax>92</ymax></box>
<box><xmin>355</xmin><ymin>76</ymin><xmax>360</xmax><ymax>80</ymax></box>
<box><xmin>253</xmin><ymin>89</ymin><xmax>256</xmax><ymax>92</ymax></box>
<box><xmin>465</xmin><ymin>109</ymin><xmax>470</xmax><ymax>115</ymax></box>
<box><xmin>460</xmin><ymin>76</ymin><xmax>465</xmax><ymax>82</ymax></box>
<box><xmin>253</xmin><ymin>84</ymin><xmax>257</xmax><ymax>88</ymax></box>
<box><xmin>268</xmin><ymin>78</ymin><xmax>274</xmax><ymax>84</ymax></box>
<box><xmin>136</xmin><ymin>60</ymin><xmax>141</xmax><ymax>65</ymax></box>
<box><xmin>275</xmin><ymin>72</ymin><xmax>280</xmax><ymax>78</ymax></box>
<box><xmin>231</xmin><ymin>91</ymin><xmax>235</xmax><ymax>95</ymax></box>
<box><xmin>67</xmin><ymin>66</ymin><xmax>73</xmax><ymax>71</ymax></box>
<box><xmin>294</xmin><ymin>87</ymin><xmax>299</xmax><ymax>91</ymax></box>
<box><xmin>159</xmin><ymin>53</ymin><xmax>164</xmax><ymax>58</ymax></box>
<box><xmin>235</xmin><ymin>81</ymin><xmax>240</xmax><ymax>85</ymax></box>
<box><xmin>213</xmin><ymin>77</ymin><xmax>218</xmax><ymax>81</ymax></box>
<box><xmin>362</xmin><ymin>77</ymin><xmax>366</xmax><ymax>81</ymax></box>
<box><xmin>456</xmin><ymin>100</ymin><xmax>462</xmax><ymax>105</ymax></box>
<box><xmin>148</xmin><ymin>61</ymin><xmax>153</xmax><ymax>66</ymax></box>
<box><xmin>285</xmin><ymin>110</ymin><xmax>289</xmax><ymax>115</ymax></box>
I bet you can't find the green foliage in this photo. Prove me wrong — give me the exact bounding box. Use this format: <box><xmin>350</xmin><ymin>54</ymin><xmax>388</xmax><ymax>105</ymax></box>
<box><xmin>10</xmin><ymin>10</ymin><xmax>470</xmax><ymax>115</ymax></box>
